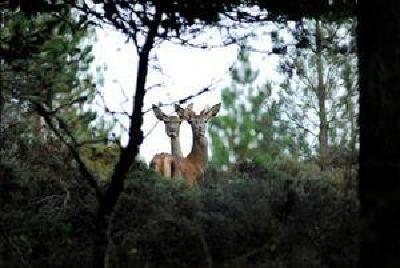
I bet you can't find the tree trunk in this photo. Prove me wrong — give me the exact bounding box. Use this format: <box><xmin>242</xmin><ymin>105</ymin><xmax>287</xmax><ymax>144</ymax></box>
<box><xmin>344</xmin><ymin>109</ymin><xmax>356</xmax><ymax>194</ymax></box>
<box><xmin>91</xmin><ymin>8</ymin><xmax>162</xmax><ymax>268</ymax></box>
<box><xmin>358</xmin><ymin>2</ymin><xmax>400</xmax><ymax>268</ymax></box>
<box><xmin>315</xmin><ymin>20</ymin><xmax>329</xmax><ymax>171</ymax></box>
<box><xmin>0</xmin><ymin>84</ymin><xmax>4</xmax><ymax>147</ymax></box>
<box><xmin>346</xmin><ymin>91</ymin><xmax>357</xmax><ymax>193</ymax></box>
<box><xmin>343</xmin><ymin>59</ymin><xmax>358</xmax><ymax>193</ymax></box>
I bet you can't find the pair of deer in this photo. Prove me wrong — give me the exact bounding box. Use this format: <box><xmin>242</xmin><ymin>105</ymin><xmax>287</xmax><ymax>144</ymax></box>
<box><xmin>150</xmin><ymin>103</ymin><xmax>221</xmax><ymax>186</ymax></box>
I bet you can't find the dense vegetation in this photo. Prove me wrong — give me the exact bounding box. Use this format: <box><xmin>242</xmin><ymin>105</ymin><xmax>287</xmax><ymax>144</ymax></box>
<box><xmin>0</xmin><ymin>125</ymin><xmax>359</xmax><ymax>267</ymax></box>
<box><xmin>2</xmin><ymin>1</ymin><xmax>400</xmax><ymax>268</ymax></box>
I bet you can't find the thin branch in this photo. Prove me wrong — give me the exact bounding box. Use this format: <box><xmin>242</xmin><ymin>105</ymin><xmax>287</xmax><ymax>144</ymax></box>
<box><xmin>142</xmin><ymin>60</ymin><xmax>234</xmax><ymax>115</ymax></box>
<box><xmin>51</xmin><ymin>96</ymin><xmax>88</xmax><ymax>114</ymax></box>
<box><xmin>97</xmin><ymin>89</ymin><xmax>132</xmax><ymax>118</ymax></box>
<box><xmin>282</xmin><ymin>110</ymin><xmax>317</xmax><ymax>137</ymax></box>
<box><xmin>104</xmin><ymin>108</ymin><xmax>131</xmax><ymax>118</ymax></box>
<box><xmin>143</xmin><ymin>120</ymin><xmax>161</xmax><ymax>140</ymax></box>
<box><xmin>299</xmin><ymin>71</ymin><xmax>317</xmax><ymax>93</ymax></box>
<box><xmin>167</xmin><ymin>34</ymin><xmax>248</xmax><ymax>50</ymax></box>
<box><xmin>142</xmin><ymin>87</ymin><xmax>211</xmax><ymax>115</ymax></box>
<box><xmin>33</xmin><ymin>102</ymin><xmax>102</xmax><ymax>199</ymax></box>
<box><xmin>145</xmin><ymin>83</ymin><xmax>163</xmax><ymax>92</ymax></box>
<box><xmin>221</xmin><ymin>10</ymin><xmax>270</xmax><ymax>24</ymax></box>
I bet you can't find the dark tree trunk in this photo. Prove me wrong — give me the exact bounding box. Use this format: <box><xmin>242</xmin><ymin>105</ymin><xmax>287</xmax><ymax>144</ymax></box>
<box><xmin>315</xmin><ymin>20</ymin><xmax>329</xmax><ymax>171</ymax></box>
<box><xmin>346</xmin><ymin>97</ymin><xmax>357</xmax><ymax>193</ymax></box>
<box><xmin>0</xmin><ymin>85</ymin><xmax>4</xmax><ymax>147</ymax></box>
<box><xmin>0</xmin><ymin>87</ymin><xmax>3</xmax><ymax>126</ymax></box>
<box><xmin>343</xmin><ymin>58</ymin><xmax>358</xmax><ymax>193</ymax></box>
<box><xmin>358</xmin><ymin>2</ymin><xmax>400</xmax><ymax>268</ymax></box>
<box><xmin>91</xmin><ymin>8</ymin><xmax>162</xmax><ymax>268</ymax></box>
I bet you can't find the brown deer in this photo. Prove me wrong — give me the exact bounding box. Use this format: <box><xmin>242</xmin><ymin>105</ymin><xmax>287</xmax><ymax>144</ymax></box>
<box><xmin>151</xmin><ymin>104</ymin><xmax>189</xmax><ymax>158</ymax></box>
<box><xmin>149</xmin><ymin>103</ymin><xmax>192</xmax><ymax>177</ymax></box>
<box><xmin>150</xmin><ymin>103</ymin><xmax>221</xmax><ymax>186</ymax></box>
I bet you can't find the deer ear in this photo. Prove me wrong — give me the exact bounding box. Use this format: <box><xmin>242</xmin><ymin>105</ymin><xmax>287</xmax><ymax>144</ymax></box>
<box><xmin>175</xmin><ymin>104</ymin><xmax>186</xmax><ymax>119</ymax></box>
<box><xmin>152</xmin><ymin>104</ymin><xmax>167</xmax><ymax>121</ymax></box>
<box><xmin>204</xmin><ymin>103</ymin><xmax>221</xmax><ymax>119</ymax></box>
<box><xmin>176</xmin><ymin>103</ymin><xmax>194</xmax><ymax>120</ymax></box>
<box><xmin>200</xmin><ymin>105</ymin><xmax>209</xmax><ymax>116</ymax></box>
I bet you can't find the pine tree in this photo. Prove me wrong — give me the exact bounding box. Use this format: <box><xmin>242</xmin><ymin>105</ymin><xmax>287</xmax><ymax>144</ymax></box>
<box><xmin>209</xmin><ymin>45</ymin><xmax>295</xmax><ymax>168</ymax></box>
<box><xmin>277</xmin><ymin>18</ymin><xmax>358</xmax><ymax>170</ymax></box>
<box><xmin>0</xmin><ymin>8</ymin><xmax>119</xmax><ymax>181</ymax></box>
<box><xmin>0</xmin><ymin>9</ymin><xmax>109</xmax><ymax>144</ymax></box>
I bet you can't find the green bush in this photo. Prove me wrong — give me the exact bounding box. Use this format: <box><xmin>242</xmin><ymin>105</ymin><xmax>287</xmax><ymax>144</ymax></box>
<box><xmin>1</xmin><ymin>132</ymin><xmax>359</xmax><ymax>268</ymax></box>
<box><xmin>107</xmin><ymin>163</ymin><xmax>359</xmax><ymax>268</ymax></box>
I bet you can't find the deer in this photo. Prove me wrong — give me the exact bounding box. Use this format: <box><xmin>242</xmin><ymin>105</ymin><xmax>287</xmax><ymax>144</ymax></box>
<box><xmin>149</xmin><ymin>103</ymin><xmax>192</xmax><ymax>177</ymax></box>
<box><xmin>152</xmin><ymin>104</ymin><xmax>190</xmax><ymax>158</ymax></box>
<box><xmin>150</xmin><ymin>103</ymin><xmax>221</xmax><ymax>186</ymax></box>
<box><xmin>175</xmin><ymin>103</ymin><xmax>221</xmax><ymax>185</ymax></box>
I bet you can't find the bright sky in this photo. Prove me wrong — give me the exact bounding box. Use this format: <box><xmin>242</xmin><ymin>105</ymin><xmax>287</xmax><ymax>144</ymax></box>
<box><xmin>91</xmin><ymin>25</ymin><xmax>280</xmax><ymax>163</ymax></box>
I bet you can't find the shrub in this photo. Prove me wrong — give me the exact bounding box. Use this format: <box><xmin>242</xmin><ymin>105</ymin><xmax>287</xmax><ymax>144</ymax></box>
<box><xmin>107</xmin><ymin>163</ymin><xmax>359</xmax><ymax>268</ymax></box>
<box><xmin>1</xmin><ymin>129</ymin><xmax>359</xmax><ymax>268</ymax></box>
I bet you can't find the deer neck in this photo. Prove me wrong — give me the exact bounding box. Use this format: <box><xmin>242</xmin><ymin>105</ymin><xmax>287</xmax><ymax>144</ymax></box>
<box><xmin>170</xmin><ymin>135</ymin><xmax>183</xmax><ymax>158</ymax></box>
<box><xmin>188</xmin><ymin>134</ymin><xmax>208</xmax><ymax>168</ymax></box>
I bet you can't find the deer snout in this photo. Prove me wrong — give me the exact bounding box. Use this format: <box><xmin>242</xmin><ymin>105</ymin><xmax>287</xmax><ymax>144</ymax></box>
<box><xmin>167</xmin><ymin>133</ymin><xmax>177</xmax><ymax>138</ymax></box>
<box><xmin>165</xmin><ymin>126</ymin><xmax>179</xmax><ymax>137</ymax></box>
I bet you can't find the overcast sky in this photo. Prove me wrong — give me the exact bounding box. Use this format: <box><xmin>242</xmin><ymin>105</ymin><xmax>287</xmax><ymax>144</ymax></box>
<box><xmin>91</xmin><ymin>25</ymin><xmax>279</xmax><ymax>163</ymax></box>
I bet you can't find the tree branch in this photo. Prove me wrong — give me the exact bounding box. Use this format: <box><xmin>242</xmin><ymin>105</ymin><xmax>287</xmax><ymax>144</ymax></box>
<box><xmin>33</xmin><ymin>102</ymin><xmax>102</xmax><ymax>199</ymax></box>
<box><xmin>282</xmin><ymin>110</ymin><xmax>317</xmax><ymax>137</ymax></box>
<box><xmin>142</xmin><ymin>87</ymin><xmax>211</xmax><ymax>115</ymax></box>
<box><xmin>50</xmin><ymin>96</ymin><xmax>88</xmax><ymax>114</ymax></box>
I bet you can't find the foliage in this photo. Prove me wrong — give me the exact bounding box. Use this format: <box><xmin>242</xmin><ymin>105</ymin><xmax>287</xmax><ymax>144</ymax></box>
<box><xmin>114</xmin><ymin>163</ymin><xmax>359</xmax><ymax>268</ymax></box>
<box><xmin>2</xmin><ymin>104</ymin><xmax>358</xmax><ymax>268</ymax></box>
<box><xmin>79</xmin><ymin>144</ymin><xmax>120</xmax><ymax>181</ymax></box>
<box><xmin>1</xmin><ymin>10</ymin><xmax>93</xmax><ymax>102</ymax></box>
<box><xmin>0</xmin><ymin>135</ymin><xmax>359</xmax><ymax>268</ymax></box>
<box><xmin>251</xmin><ymin>0</ymin><xmax>356</xmax><ymax>20</ymax></box>
<box><xmin>209</xmin><ymin>45</ymin><xmax>300</xmax><ymax>168</ymax></box>
<box><xmin>0</xmin><ymin>9</ymin><xmax>117</xmax><ymax>180</ymax></box>
<box><xmin>277</xmin><ymin>18</ymin><xmax>358</xmax><ymax>169</ymax></box>
<box><xmin>0</xmin><ymin>110</ymin><xmax>96</xmax><ymax>267</ymax></box>
<box><xmin>0</xmin><ymin>9</ymin><xmax>109</xmax><ymax>144</ymax></box>
<box><xmin>0</xmin><ymin>3</ymin><xmax>361</xmax><ymax>268</ymax></box>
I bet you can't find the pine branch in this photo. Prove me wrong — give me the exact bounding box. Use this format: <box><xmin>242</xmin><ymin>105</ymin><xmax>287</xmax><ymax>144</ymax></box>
<box><xmin>33</xmin><ymin>102</ymin><xmax>102</xmax><ymax>199</ymax></box>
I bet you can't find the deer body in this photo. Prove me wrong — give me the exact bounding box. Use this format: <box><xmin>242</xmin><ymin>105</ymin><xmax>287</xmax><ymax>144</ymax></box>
<box><xmin>175</xmin><ymin>134</ymin><xmax>208</xmax><ymax>186</ymax></box>
<box><xmin>150</xmin><ymin>152</ymin><xmax>175</xmax><ymax>177</ymax></box>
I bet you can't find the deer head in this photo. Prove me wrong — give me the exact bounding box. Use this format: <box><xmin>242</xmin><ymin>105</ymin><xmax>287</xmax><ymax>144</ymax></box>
<box><xmin>176</xmin><ymin>103</ymin><xmax>220</xmax><ymax>138</ymax></box>
<box><xmin>152</xmin><ymin>104</ymin><xmax>193</xmax><ymax>158</ymax></box>
<box><xmin>152</xmin><ymin>104</ymin><xmax>183</xmax><ymax>139</ymax></box>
